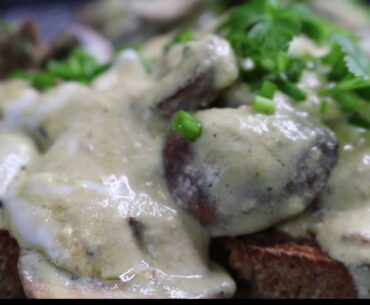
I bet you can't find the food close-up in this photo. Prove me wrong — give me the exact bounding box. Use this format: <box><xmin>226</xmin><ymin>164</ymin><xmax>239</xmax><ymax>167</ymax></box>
<box><xmin>1</xmin><ymin>0</ymin><xmax>370</xmax><ymax>299</ymax></box>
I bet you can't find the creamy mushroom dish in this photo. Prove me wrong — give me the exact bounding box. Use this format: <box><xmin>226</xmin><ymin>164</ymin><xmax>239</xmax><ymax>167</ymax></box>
<box><xmin>1</xmin><ymin>0</ymin><xmax>370</xmax><ymax>299</ymax></box>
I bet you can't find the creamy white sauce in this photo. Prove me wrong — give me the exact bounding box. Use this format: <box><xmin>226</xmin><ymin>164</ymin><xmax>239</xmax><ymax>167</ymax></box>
<box><xmin>275</xmin><ymin>32</ymin><xmax>370</xmax><ymax>298</ymax></box>
<box><xmin>0</xmin><ymin>132</ymin><xmax>38</xmax><ymax>230</ymax></box>
<box><xmin>0</xmin><ymin>12</ymin><xmax>370</xmax><ymax>298</ymax></box>
<box><xmin>0</xmin><ymin>39</ymin><xmax>236</xmax><ymax>298</ymax></box>
<box><xmin>188</xmin><ymin>105</ymin><xmax>333</xmax><ymax>237</ymax></box>
<box><xmin>280</xmin><ymin>125</ymin><xmax>370</xmax><ymax>298</ymax></box>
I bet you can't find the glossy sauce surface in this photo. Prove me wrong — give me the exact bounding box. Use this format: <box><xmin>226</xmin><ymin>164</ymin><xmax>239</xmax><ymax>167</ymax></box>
<box><xmin>1</xmin><ymin>37</ymin><xmax>237</xmax><ymax>298</ymax></box>
<box><xmin>0</xmin><ymin>22</ymin><xmax>370</xmax><ymax>299</ymax></box>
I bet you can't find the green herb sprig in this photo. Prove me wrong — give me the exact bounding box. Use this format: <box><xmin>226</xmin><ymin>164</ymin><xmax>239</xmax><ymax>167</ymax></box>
<box><xmin>217</xmin><ymin>0</ymin><xmax>370</xmax><ymax>128</ymax></box>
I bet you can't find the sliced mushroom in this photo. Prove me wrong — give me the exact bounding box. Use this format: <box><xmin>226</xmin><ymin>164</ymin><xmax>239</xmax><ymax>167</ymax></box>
<box><xmin>153</xmin><ymin>35</ymin><xmax>238</xmax><ymax>117</ymax></box>
<box><xmin>163</xmin><ymin>106</ymin><xmax>338</xmax><ymax>237</ymax></box>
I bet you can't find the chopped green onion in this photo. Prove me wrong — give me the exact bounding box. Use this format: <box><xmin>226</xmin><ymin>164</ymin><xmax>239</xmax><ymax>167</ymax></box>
<box><xmin>276</xmin><ymin>74</ymin><xmax>307</xmax><ymax>102</ymax></box>
<box><xmin>47</xmin><ymin>48</ymin><xmax>110</xmax><ymax>84</ymax></box>
<box><xmin>335</xmin><ymin>93</ymin><xmax>370</xmax><ymax>128</ymax></box>
<box><xmin>11</xmin><ymin>70</ymin><xmax>30</xmax><ymax>80</ymax></box>
<box><xmin>259</xmin><ymin>80</ymin><xmax>277</xmax><ymax>99</ymax></box>
<box><xmin>277</xmin><ymin>53</ymin><xmax>289</xmax><ymax>72</ymax></box>
<box><xmin>47</xmin><ymin>60</ymin><xmax>77</xmax><ymax>80</ymax></box>
<box><xmin>173</xmin><ymin>29</ymin><xmax>194</xmax><ymax>44</ymax></box>
<box><xmin>172</xmin><ymin>111</ymin><xmax>203</xmax><ymax>142</ymax></box>
<box><xmin>285</xmin><ymin>57</ymin><xmax>306</xmax><ymax>83</ymax></box>
<box><xmin>31</xmin><ymin>73</ymin><xmax>57</xmax><ymax>91</ymax></box>
<box><xmin>253</xmin><ymin>96</ymin><xmax>276</xmax><ymax>115</ymax></box>
<box><xmin>335</xmin><ymin>93</ymin><xmax>360</xmax><ymax>113</ymax></box>
<box><xmin>348</xmin><ymin>113</ymin><xmax>370</xmax><ymax>129</ymax></box>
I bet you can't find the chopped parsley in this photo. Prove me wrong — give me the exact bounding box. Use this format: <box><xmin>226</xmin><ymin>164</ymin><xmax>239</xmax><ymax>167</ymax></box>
<box><xmin>217</xmin><ymin>0</ymin><xmax>312</xmax><ymax>102</ymax></box>
<box><xmin>217</xmin><ymin>0</ymin><xmax>370</xmax><ymax>128</ymax></box>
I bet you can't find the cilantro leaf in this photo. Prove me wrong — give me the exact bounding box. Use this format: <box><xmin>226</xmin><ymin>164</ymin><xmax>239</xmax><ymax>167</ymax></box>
<box><xmin>248</xmin><ymin>15</ymin><xmax>300</xmax><ymax>55</ymax></box>
<box><xmin>217</xmin><ymin>0</ymin><xmax>309</xmax><ymax>101</ymax></box>
<box><xmin>216</xmin><ymin>0</ymin><xmax>370</xmax><ymax>126</ymax></box>
<box><xmin>334</xmin><ymin>35</ymin><xmax>370</xmax><ymax>81</ymax></box>
<box><xmin>288</xmin><ymin>3</ymin><xmax>333</xmax><ymax>43</ymax></box>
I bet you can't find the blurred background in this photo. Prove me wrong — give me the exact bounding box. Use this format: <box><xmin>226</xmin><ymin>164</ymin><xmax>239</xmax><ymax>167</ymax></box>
<box><xmin>0</xmin><ymin>0</ymin><xmax>369</xmax><ymax>80</ymax></box>
<box><xmin>0</xmin><ymin>0</ymin><xmax>88</xmax><ymax>42</ymax></box>
<box><xmin>0</xmin><ymin>0</ymin><xmax>369</xmax><ymax>43</ymax></box>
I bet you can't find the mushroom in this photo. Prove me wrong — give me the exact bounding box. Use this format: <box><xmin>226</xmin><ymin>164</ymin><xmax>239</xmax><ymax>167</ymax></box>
<box><xmin>163</xmin><ymin>106</ymin><xmax>339</xmax><ymax>237</ymax></box>
<box><xmin>153</xmin><ymin>35</ymin><xmax>239</xmax><ymax>117</ymax></box>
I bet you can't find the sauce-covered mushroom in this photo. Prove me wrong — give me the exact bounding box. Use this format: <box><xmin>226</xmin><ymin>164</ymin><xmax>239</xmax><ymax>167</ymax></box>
<box><xmin>154</xmin><ymin>35</ymin><xmax>239</xmax><ymax>117</ymax></box>
<box><xmin>164</xmin><ymin>106</ymin><xmax>338</xmax><ymax>237</ymax></box>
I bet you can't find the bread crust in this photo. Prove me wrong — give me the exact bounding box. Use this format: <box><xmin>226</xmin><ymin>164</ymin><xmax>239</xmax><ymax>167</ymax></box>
<box><xmin>217</xmin><ymin>231</ymin><xmax>358</xmax><ymax>299</ymax></box>
<box><xmin>0</xmin><ymin>230</ymin><xmax>25</xmax><ymax>298</ymax></box>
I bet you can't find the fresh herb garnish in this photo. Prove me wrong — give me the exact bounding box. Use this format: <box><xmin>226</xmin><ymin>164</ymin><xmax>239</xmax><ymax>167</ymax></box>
<box><xmin>12</xmin><ymin>48</ymin><xmax>110</xmax><ymax>91</ymax></box>
<box><xmin>259</xmin><ymin>80</ymin><xmax>277</xmax><ymax>100</ymax></box>
<box><xmin>319</xmin><ymin>33</ymin><xmax>370</xmax><ymax>127</ymax></box>
<box><xmin>218</xmin><ymin>0</ymin><xmax>370</xmax><ymax>128</ymax></box>
<box><xmin>172</xmin><ymin>111</ymin><xmax>203</xmax><ymax>142</ymax></box>
<box><xmin>253</xmin><ymin>96</ymin><xmax>276</xmax><ymax>115</ymax></box>
<box><xmin>334</xmin><ymin>35</ymin><xmax>370</xmax><ymax>81</ymax></box>
<box><xmin>30</xmin><ymin>73</ymin><xmax>58</xmax><ymax>91</ymax></box>
<box><xmin>217</xmin><ymin>0</ymin><xmax>312</xmax><ymax>102</ymax></box>
<box><xmin>253</xmin><ymin>80</ymin><xmax>277</xmax><ymax>115</ymax></box>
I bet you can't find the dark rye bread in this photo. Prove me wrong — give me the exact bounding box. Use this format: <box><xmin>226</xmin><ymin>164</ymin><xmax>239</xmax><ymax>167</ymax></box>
<box><xmin>214</xmin><ymin>231</ymin><xmax>358</xmax><ymax>299</ymax></box>
<box><xmin>0</xmin><ymin>230</ymin><xmax>25</xmax><ymax>298</ymax></box>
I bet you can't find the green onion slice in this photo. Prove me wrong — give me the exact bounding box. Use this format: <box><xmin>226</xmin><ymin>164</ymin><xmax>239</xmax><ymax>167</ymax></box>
<box><xmin>172</xmin><ymin>111</ymin><xmax>203</xmax><ymax>142</ymax></box>
<box><xmin>253</xmin><ymin>96</ymin><xmax>276</xmax><ymax>115</ymax></box>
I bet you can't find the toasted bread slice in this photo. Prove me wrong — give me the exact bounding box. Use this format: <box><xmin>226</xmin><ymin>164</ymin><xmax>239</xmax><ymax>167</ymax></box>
<box><xmin>0</xmin><ymin>230</ymin><xmax>25</xmax><ymax>298</ymax></box>
<box><xmin>216</xmin><ymin>232</ymin><xmax>358</xmax><ymax>299</ymax></box>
